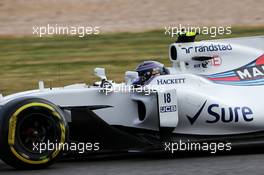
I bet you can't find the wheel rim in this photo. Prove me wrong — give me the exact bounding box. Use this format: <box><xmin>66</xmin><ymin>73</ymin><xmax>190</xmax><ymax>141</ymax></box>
<box><xmin>15</xmin><ymin>106</ymin><xmax>61</xmax><ymax>158</ymax></box>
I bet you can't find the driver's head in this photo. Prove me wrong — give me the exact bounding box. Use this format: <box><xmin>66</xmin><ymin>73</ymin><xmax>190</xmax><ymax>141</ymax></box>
<box><xmin>134</xmin><ymin>61</ymin><xmax>169</xmax><ymax>85</ymax></box>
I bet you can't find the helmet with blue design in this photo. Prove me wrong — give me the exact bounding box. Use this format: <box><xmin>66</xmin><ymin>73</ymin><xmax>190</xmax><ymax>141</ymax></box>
<box><xmin>134</xmin><ymin>61</ymin><xmax>169</xmax><ymax>85</ymax></box>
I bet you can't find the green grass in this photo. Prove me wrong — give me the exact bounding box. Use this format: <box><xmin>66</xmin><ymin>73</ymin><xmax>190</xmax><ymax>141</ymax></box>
<box><xmin>0</xmin><ymin>26</ymin><xmax>264</xmax><ymax>95</ymax></box>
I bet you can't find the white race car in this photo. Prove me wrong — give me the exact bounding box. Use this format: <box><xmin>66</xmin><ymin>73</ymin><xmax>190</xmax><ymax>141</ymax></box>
<box><xmin>0</xmin><ymin>35</ymin><xmax>264</xmax><ymax>169</ymax></box>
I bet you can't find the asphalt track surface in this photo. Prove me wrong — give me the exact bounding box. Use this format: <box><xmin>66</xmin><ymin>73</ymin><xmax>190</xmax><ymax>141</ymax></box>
<box><xmin>0</xmin><ymin>152</ymin><xmax>264</xmax><ymax>175</ymax></box>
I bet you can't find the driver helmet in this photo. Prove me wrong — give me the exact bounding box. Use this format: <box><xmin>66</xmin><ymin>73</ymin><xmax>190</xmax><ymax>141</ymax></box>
<box><xmin>133</xmin><ymin>61</ymin><xmax>169</xmax><ymax>85</ymax></box>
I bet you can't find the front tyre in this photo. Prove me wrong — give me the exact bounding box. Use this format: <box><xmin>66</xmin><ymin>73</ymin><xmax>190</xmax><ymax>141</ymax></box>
<box><xmin>0</xmin><ymin>98</ymin><xmax>68</xmax><ymax>169</ymax></box>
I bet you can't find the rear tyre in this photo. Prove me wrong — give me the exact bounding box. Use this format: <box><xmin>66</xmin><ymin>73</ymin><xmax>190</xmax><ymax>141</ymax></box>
<box><xmin>0</xmin><ymin>98</ymin><xmax>68</xmax><ymax>169</ymax></box>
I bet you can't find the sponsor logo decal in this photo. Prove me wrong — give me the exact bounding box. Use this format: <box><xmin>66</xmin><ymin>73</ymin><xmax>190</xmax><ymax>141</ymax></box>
<box><xmin>187</xmin><ymin>100</ymin><xmax>207</xmax><ymax>125</ymax></box>
<box><xmin>211</xmin><ymin>56</ymin><xmax>222</xmax><ymax>66</ymax></box>
<box><xmin>157</xmin><ymin>78</ymin><xmax>185</xmax><ymax>85</ymax></box>
<box><xmin>194</xmin><ymin>56</ymin><xmax>222</xmax><ymax>69</ymax></box>
<box><xmin>160</xmin><ymin>105</ymin><xmax>177</xmax><ymax>113</ymax></box>
<box><xmin>236</xmin><ymin>65</ymin><xmax>264</xmax><ymax>80</ymax></box>
<box><xmin>206</xmin><ymin>104</ymin><xmax>253</xmax><ymax>123</ymax></box>
<box><xmin>186</xmin><ymin>101</ymin><xmax>253</xmax><ymax>124</ymax></box>
<box><xmin>182</xmin><ymin>44</ymin><xmax>232</xmax><ymax>54</ymax></box>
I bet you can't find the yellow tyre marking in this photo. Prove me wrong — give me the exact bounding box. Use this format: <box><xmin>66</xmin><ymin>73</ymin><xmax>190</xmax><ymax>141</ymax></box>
<box><xmin>10</xmin><ymin>146</ymin><xmax>50</xmax><ymax>164</ymax></box>
<box><xmin>8</xmin><ymin>102</ymin><xmax>66</xmax><ymax>165</ymax></box>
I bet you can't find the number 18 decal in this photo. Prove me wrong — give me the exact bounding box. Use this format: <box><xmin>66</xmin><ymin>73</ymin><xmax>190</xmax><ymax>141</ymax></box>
<box><xmin>164</xmin><ymin>93</ymin><xmax>171</xmax><ymax>103</ymax></box>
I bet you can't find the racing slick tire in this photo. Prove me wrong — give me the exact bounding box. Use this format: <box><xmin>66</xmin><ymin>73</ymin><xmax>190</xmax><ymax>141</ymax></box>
<box><xmin>0</xmin><ymin>97</ymin><xmax>68</xmax><ymax>169</ymax></box>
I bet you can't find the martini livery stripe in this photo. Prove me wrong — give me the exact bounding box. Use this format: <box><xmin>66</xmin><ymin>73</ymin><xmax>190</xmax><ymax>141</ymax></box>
<box><xmin>205</xmin><ymin>54</ymin><xmax>264</xmax><ymax>86</ymax></box>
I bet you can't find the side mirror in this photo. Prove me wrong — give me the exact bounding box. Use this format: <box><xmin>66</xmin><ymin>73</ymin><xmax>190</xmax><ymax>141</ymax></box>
<box><xmin>94</xmin><ymin>68</ymin><xmax>107</xmax><ymax>80</ymax></box>
<box><xmin>125</xmin><ymin>71</ymin><xmax>139</xmax><ymax>84</ymax></box>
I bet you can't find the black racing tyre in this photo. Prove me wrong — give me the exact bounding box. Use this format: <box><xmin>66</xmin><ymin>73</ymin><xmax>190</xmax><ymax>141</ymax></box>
<box><xmin>0</xmin><ymin>97</ymin><xmax>68</xmax><ymax>169</ymax></box>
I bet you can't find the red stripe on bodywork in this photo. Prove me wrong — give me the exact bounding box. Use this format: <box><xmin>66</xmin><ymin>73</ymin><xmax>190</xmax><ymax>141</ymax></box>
<box><xmin>208</xmin><ymin>76</ymin><xmax>240</xmax><ymax>81</ymax></box>
<box><xmin>256</xmin><ymin>54</ymin><xmax>264</xmax><ymax>65</ymax></box>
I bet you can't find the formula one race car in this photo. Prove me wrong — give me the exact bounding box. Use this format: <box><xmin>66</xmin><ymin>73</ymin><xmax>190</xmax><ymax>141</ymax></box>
<box><xmin>0</xmin><ymin>35</ymin><xmax>264</xmax><ymax>169</ymax></box>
